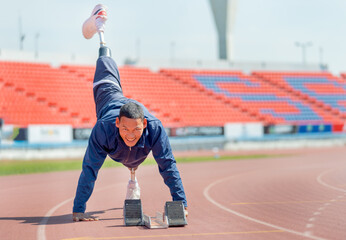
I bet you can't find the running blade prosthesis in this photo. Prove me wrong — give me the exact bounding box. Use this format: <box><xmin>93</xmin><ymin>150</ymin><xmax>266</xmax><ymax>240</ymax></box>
<box><xmin>123</xmin><ymin>200</ymin><xmax>187</xmax><ymax>228</ymax></box>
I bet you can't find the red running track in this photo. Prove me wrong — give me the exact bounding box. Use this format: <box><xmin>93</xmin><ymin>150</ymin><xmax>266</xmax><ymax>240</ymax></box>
<box><xmin>1</xmin><ymin>146</ymin><xmax>346</xmax><ymax>240</ymax></box>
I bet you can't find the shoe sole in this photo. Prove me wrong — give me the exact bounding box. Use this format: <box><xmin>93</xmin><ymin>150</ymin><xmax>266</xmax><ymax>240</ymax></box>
<box><xmin>82</xmin><ymin>4</ymin><xmax>107</xmax><ymax>39</ymax></box>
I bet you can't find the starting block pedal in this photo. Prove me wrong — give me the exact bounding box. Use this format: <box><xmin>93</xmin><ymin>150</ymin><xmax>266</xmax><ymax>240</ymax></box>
<box><xmin>123</xmin><ymin>199</ymin><xmax>144</xmax><ymax>226</ymax></box>
<box><xmin>165</xmin><ymin>201</ymin><xmax>187</xmax><ymax>227</ymax></box>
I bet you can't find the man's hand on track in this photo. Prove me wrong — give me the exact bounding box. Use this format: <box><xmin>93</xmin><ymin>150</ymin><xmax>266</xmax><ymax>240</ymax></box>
<box><xmin>184</xmin><ymin>207</ymin><xmax>188</xmax><ymax>218</ymax></box>
<box><xmin>73</xmin><ymin>212</ymin><xmax>99</xmax><ymax>222</ymax></box>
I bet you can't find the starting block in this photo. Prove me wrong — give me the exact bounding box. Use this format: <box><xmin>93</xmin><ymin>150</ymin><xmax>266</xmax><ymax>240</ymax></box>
<box><xmin>143</xmin><ymin>201</ymin><xmax>187</xmax><ymax>229</ymax></box>
<box><xmin>123</xmin><ymin>199</ymin><xmax>187</xmax><ymax>228</ymax></box>
<box><xmin>165</xmin><ymin>201</ymin><xmax>188</xmax><ymax>227</ymax></box>
<box><xmin>123</xmin><ymin>199</ymin><xmax>144</xmax><ymax>226</ymax></box>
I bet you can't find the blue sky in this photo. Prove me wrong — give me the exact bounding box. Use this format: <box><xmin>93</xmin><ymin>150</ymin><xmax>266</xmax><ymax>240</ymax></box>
<box><xmin>1</xmin><ymin>0</ymin><xmax>346</xmax><ymax>73</ymax></box>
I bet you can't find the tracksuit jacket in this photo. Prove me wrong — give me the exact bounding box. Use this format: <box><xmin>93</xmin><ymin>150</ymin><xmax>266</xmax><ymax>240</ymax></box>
<box><xmin>73</xmin><ymin>56</ymin><xmax>187</xmax><ymax>213</ymax></box>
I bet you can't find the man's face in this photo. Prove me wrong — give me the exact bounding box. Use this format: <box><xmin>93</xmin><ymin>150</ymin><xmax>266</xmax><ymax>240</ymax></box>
<box><xmin>116</xmin><ymin>116</ymin><xmax>147</xmax><ymax>147</ymax></box>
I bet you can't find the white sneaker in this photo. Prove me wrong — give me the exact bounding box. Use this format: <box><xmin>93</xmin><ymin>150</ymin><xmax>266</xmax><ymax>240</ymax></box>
<box><xmin>82</xmin><ymin>4</ymin><xmax>108</xmax><ymax>39</ymax></box>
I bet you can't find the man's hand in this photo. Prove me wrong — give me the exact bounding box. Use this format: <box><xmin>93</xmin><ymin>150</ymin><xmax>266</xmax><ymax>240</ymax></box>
<box><xmin>184</xmin><ymin>207</ymin><xmax>188</xmax><ymax>218</ymax></box>
<box><xmin>73</xmin><ymin>212</ymin><xmax>99</xmax><ymax>222</ymax></box>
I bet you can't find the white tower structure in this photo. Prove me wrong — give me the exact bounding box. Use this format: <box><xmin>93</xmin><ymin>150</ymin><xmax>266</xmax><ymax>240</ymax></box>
<box><xmin>209</xmin><ymin>0</ymin><xmax>237</xmax><ymax>60</ymax></box>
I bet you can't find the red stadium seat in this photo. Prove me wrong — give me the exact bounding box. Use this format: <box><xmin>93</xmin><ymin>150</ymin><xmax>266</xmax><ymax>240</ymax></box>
<box><xmin>1</xmin><ymin>60</ymin><xmax>345</xmax><ymax>127</ymax></box>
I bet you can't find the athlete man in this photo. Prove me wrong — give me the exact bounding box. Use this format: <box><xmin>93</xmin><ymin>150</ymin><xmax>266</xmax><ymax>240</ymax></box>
<box><xmin>72</xmin><ymin>4</ymin><xmax>188</xmax><ymax>221</ymax></box>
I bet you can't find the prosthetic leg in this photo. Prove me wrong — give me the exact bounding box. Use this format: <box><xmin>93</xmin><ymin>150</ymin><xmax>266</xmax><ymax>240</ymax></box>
<box><xmin>98</xmin><ymin>31</ymin><xmax>111</xmax><ymax>57</ymax></box>
<box><xmin>126</xmin><ymin>168</ymin><xmax>141</xmax><ymax>199</ymax></box>
<box><xmin>123</xmin><ymin>168</ymin><xmax>144</xmax><ymax>226</ymax></box>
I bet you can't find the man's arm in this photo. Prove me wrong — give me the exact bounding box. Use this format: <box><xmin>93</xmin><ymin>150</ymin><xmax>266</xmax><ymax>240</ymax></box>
<box><xmin>73</xmin><ymin>124</ymin><xmax>108</xmax><ymax>217</ymax></box>
<box><xmin>151</xmin><ymin>122</ymin><xmax>187</xmax><ymax>208</ymax></box>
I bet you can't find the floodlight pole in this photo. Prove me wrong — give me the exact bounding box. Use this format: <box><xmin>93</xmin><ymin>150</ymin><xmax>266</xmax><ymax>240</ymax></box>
<box><xmin>18</xmin><ymin>15</ymin><xmax>25</xmax><ymax>51</ymax></box>
<box><xmin>295</xmin><ymin>41</ymin><xmax>312</xmax><ymax>65</ymax></box>
<box><xmin>170</xmin><ymin>41</ymin><xmax>175</xmax><ymax>62</ymax></box>
<box><xmin>35</xmin><ymin>33</ymin><xmax>40</xmax><ymax>59</ymax></box>
<box><xmin>209</xmin><ymin>0</ymin><xmax>237</xmax><ymax>61</ymax></box>
<box><xmin>136</xmin><ymin>38</ymin><xmax>141</xmax><ymax>61</ymax></box>
<box><xmin>319</xmin><ymin>46</ymin><xmax>323</xmax><ymax>65</ymax></box>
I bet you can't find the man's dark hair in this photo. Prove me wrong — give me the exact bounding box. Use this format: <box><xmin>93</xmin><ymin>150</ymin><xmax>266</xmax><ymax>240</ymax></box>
<box><xmin>119</xmin><ymin>102</ymin><xmax>145</xmax><ymax>121</ymax></box>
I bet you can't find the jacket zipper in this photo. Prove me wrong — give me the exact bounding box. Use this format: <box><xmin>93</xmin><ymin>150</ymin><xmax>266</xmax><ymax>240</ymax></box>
<box><xmin>123</xmin><ymin>146</ymin><xmax>131</xmax><ymax>165</ymax></box>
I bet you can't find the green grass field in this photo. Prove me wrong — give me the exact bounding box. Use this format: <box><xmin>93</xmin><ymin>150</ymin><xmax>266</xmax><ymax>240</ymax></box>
<box><xmin>0</xmin><ymin>154</ymin><xmax>281</xmax><ymax>176</ymax></box>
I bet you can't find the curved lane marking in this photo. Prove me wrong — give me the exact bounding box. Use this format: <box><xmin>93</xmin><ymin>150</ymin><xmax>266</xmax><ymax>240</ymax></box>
<box><xmin>317</xmin><ymin>169</ymin><xmax>346</xmax><ymax>193</ymax></box>
<box><xmin>203</xmin><ymin>176</ymin><xmax>326</xmax><ymax>240</ymax></box>
<box><xmin>37</xmin><ymin>182</ymin><xmax>126</xmax><ymax>240</ymax></box>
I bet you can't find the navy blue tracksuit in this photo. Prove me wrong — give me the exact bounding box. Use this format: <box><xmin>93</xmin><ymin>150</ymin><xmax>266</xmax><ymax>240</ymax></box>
<box><xmin>73</xmin><ymin>56</ymin><xmax>187</xmax><ymax>213</ymax></box>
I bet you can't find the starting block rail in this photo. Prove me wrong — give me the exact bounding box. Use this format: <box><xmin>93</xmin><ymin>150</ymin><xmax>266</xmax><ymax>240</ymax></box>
<box><xmin>143</xmin><ymin>212</ymin><xmax>169</xmax><ymax>229</ymax></box>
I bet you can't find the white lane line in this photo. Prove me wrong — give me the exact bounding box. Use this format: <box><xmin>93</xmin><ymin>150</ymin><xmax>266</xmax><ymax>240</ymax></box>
<box><xmin>317</xmin><ymin>169</ymin><xmax>346</xmax><ymax>193</ymax></box>
<box><xmin>37</xmin><ymin>198</ymin><xmax>73</xmax><ymax>240</ymax></box>
<box><xmin>306</xmin><ymin>223</ymin><xmax>314</xmax><ymax>229</ymax></box>
<box><xmin>203</xmin><ymin>176</ymin><xmax>326</xmax><ymax>240</ymax></box>
<box><xmin>303</xmin><ymin>169</ymin><xmax>341</xmax><ymax>239</ymax></box>
<box><xmin>37</xmin><ymin>182</ymin><xmax>126</xmax><ymax>240</ymax></box>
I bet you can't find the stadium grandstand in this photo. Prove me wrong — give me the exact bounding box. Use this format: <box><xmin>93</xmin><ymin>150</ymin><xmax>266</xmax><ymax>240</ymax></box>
<box><xmin>0</xmin><ymin>61</ymin><xmax>345</xmax><ymax>129</ymax></box>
